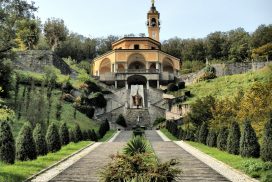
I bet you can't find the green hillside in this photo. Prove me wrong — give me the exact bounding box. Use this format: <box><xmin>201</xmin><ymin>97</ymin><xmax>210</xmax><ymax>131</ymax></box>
<box><xmin>174</xmin><ymin>64</ymin><xmax>272</xmax><ymax>104</ymax></box>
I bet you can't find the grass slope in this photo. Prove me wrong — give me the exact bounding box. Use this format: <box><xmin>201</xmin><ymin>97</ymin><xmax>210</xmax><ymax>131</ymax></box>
<box><xmin>10</xmin><ymin>87</ymin><xmax>99</xmax><ymax>138</ymax></box>
<box><xmin>174</xmin><ymin>65</ymin><xmax>272</xmax><ymax>104</ymax></box>
<box><xmin>0</xmin><ymin>141</ymin><xmax>91</xmax><ymax>182</ymax></box>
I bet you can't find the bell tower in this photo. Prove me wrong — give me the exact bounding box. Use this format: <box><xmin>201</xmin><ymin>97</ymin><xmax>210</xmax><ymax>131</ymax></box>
<box><xmin>147</xmin><ymin>0</ymin><xmax>160</xmax><ymax>42</ymax></box>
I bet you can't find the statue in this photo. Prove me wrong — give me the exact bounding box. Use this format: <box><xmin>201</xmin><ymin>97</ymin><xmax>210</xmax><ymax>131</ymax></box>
<box><xmin>151</xmin><ymin>0</ymin><xmax>155</xmax><ymax>5</ymax></box>
<box><xmin>132</xmin><ymin>89</ymin><xmax>143</xmax><ymax>109</ymax></box>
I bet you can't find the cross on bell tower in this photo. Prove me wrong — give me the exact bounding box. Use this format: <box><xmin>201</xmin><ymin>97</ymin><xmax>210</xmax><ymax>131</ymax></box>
<box><xmin>147</xmin><ymin>0</ymin><xmax>160</xmax><ymax>42</ymax></box>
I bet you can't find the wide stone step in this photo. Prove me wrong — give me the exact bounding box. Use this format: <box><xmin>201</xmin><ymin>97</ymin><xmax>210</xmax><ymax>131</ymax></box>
<box><xmin>50</xmin><ymin>142</ymin><xmax>126</xmax><ymax>182</ymax></box>
<box><xmin>151</xmin><ymin>141</ymin><xmax>229</xmax><ymax>182</ymax></box>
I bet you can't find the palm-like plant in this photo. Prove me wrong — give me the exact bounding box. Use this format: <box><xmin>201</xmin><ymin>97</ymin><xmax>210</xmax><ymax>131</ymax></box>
<box><xmin>124</xmin><ymin>136</ymin><xmax>148</xmax><ymax>156</ymax></box>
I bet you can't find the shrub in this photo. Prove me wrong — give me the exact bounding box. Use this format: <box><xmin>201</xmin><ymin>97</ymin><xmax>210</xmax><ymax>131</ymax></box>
<box><xmin>198</xmin><ymin>122</ymin><xmax>208</xmax><ymax>144</ymax></box>
<box><xmin>206</xmin><ymin>130</ymin><xmax>217</xmax><ymax>147</ymax></box>
<box><xmin>217</xmin><ymin>127</ymin><xmax>228</xmax><ymax>151</ymax></box>
<box><xmin>123</xmin><ymin>136</ymin><xmax>148</xmax><ymax>156</ymax></box>
<box><xmin>56</xmin><ymin>101</ymin><xmax>63</xmax><ymax>121</ymax></box>
<box><xmin>74</xmin><ymin>124</ymin><xmax>83</xmax><ymax>143</ymax></box>
<box><xmin>82</xmin><ymin>130</ymin><xmax>89</xmax><ymax>141</ymax></box>
<box><xmin>240</xmin><ymin>120</ymin><xmax>260</xmax><ymax>158</ymax></box>
<box><xmin>261</xmin><ymin>114</ymin><xmax>272</xmax><ymax>162</ymax></box>
<box><xmin>100</xmin><ymin>153</ymin><xmax>181</xmax><ymax>181</ymax></box>
<box><xmin>167</xmin><ymin>83</ymin><xmax>178</xmax><ymax>92</ymax></box>
<box><xmin>116</xmin><ymin>114</ymin><xmax>127</xmax><ymax>128</ymax></box>
<box><xmin>46</xmin><ymin>123</ymin><xmax>61</xmax><ymax>153</ymax></box>
<box><xmin>0</xmin><ymin>121</ymin><xmax>15</xmax><ymax>164</ymax></box>
<box><xmin>105</xmin><ymin>119</ymin><xmax>110</xmax><ymax>132</ymax></box>
<box><xmin>153</xmin><ymin>117</ymin><xmax>166</xmax><ymax>126</ymax></box>
<box><xmin>91</xmin><ymin>129</ymin><xmax>98</xmax><ymax>142</ymax></box>
<box><xmin>33</xmin><ymin>123</ymin><xmax>48</xmax><ymax>156</ymax></box>
<box><xmin>227</xmin><ymin>121</ymin><xmax>241</xmax><ymax>155</ymax></box>
<box><xmin>59</xmin><ymin>123</ymin><xmax>69</xmax><ymax>145</ymax></box>
<box><xmin>178</xmin><ymin>81</ymin><xmax>185</xmax><ymax>89</ymax></box>
<box><xmin>16</xmin><ymin>123</ymin><xmax>37</xmax><ymax>161</ymax></box>
<box><xmin>84</xmin><ymin>80</ymin><xmax>101</xmax><ymax>93</ymax></box>
<box><xmin>98</xmin><ymin>120</ymin><xmax>110</xmax><ymax>139</ymax></box>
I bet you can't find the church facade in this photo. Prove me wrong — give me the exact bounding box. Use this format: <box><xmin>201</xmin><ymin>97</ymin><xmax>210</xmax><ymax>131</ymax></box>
<box><xmin>91</xmin><ymin>2</ymin><xmax>180</xmax><ymax>89</ymax></box>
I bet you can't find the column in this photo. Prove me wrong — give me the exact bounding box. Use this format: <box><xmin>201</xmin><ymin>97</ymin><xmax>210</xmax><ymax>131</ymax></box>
<box><xmin>125</xmin><ymin>81</ymin><xmax>128</xmax><ymax>89</ymax></box>
<box><xmin>147</xmin><ymin>80</ymin><xmax>150</xmax><ymax>89</ymax></box>
<box><xmin>157</xmin><ymin>80</ymin><xmax>160</xmax><ymax>89</ymax></box>
<box><xmin>115</xmin><ymin>81</ymin><xmax>118</xmax><ymax>88</ymax></box>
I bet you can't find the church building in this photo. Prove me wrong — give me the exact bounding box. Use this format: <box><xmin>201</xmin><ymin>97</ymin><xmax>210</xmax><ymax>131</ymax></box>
<box><xmin>91</xmin><ymin>1</ymin><xmax>180</xmax><ymax>89</ymax></box>
<box><xmin>92</xmin><ymin>1</ymin><xmax>181</xmax><ymax>128</ymax></box>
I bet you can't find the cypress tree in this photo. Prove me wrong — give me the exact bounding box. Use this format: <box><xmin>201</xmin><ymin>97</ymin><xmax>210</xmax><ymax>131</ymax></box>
<box><xmin>116</xmin><ymin>114</ymin><xmax>127</xmax><ymax>128</ymax></box>
<box><xmin>74</xmin><ymin>124</ymin><xmax>83</xmax><ymax>143</ymax></box>
<box><xmin>0</xmin><ymin>121</ymin><xmax>15</xmax><ymax>164</ymax></box>
<box><xmin>261</xmin><ymin>114</ymin><xmax>272</xmax><ymax>162</ymax></box>
<box><xmin>240</xmin><ymin>120</ymin><xmax>260</xmax><ymax>158</ymax></box>
<box><xmin>59</xmin><ymin>123</ymin><xmax>69</xmax><ymax>145</ymax></box>
<box><xmin>46</xmin><ymin>123</ymin><xmax>61</xmax><ymax>153</ymax></box>
<box><xmin>91</xmin><ymin>129</ymin><xmax>98</xmax><ymax>142</ymax></box>
<box><xmin>33</xmin><ymin>124</ymin><xmax>48</xmax><ymax>156</ymax></box>
<box><xmin>206</xmin><ymin>130</ymin><xmax>217</xmax><ymax>147</ymax></box>
<box><xmin>217</xmin><ymin>127</ymin><xmax>228</xmax><ymax>151</ymax></box>
<box><xmin>69</xmin><ymin>128</ymin><xmax>75</xmax><ymax>143</ymax></box>
<box><xmin>105</xmin><ymin>119</ymin><xmax>110</xmax><ymax>131</ymax></box>
<box><xmin>199</xmin><ymin>122</ymin><xmax>208</xmax><ymax>144</ymax></box>
<box><xmin>227</xmin><ymin>122</ymin><xmax>241</xmax><ymax>155</ymax></box>
<box><xmin>16</xmin><ymin>123</ymin><xmax>37</xmax><ymax>161</ymax></box>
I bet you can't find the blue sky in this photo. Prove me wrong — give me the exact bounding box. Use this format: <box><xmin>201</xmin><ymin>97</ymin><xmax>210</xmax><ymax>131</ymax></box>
<box><xmin>32</xmin><ymin>0</ymin><xmax>272</xmax><ymax>41</ymax></box>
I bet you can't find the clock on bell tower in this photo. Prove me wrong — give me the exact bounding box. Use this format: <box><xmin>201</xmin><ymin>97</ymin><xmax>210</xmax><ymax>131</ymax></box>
<box><xmin>147</xmin><ymin>0</ymin><xmax>160</xmax><ymax>42</ymax></box>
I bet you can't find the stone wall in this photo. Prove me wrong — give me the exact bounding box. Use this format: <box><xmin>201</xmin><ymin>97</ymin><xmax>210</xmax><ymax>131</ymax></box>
<box><xmin>180</xmin><ymin>61</ymin><xmax>272</xmax><ymax>85</ymax></box>
<box><xmin>14</xmin><ymin>50</ymin><xmax>71</xmax><ymax>75</ymax></box>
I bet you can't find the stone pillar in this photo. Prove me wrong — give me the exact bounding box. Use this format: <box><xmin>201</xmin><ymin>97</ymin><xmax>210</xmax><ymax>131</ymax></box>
<box><xmin>147</xmin><ymin>80</ymin><xmax>150</xmax><ymax>89</ymax></box>
<box><xmin>125</xmin><ymin>81</ymin><xmax>128</xmax><ymax>89</ymax></box>
<box><xmin>156</xmin><ymin>62</ymin><xmax>160</xmax><ymax>72</ymax></box>
<box><xmin>157</xmin><ymin>80</ymin><xmax>160</xmax><ymax>89</ymax></box>
<box><xmin>115</xmin><ymin>81</ymin><xmax>118</xmax><ymax>88</ymax></box>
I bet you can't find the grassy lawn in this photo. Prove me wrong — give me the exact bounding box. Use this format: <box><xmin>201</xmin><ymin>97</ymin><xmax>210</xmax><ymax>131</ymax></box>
<box><xmin>187</xmin><ymin>141</ymin><xmax>272</xmax><ymax>181</ymax></box>
<box><xmin>160</xmin><ymin>128</ymin><xmax>179</xmax><ymax>141</ymax></box>
<box><xmin>0</xmin><ymin>141</ymin><xmax>92</xmax><ymax>182</ymax></box>
<box><xmin>99</xmin><ymin>130</ymin><xmax>116</xmax><ymax>142</ymax></box>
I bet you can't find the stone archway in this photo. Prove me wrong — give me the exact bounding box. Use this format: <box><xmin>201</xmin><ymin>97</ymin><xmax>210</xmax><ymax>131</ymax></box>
<box><xmin>99</xmin><ymin>58</ymin><xmax>111</xmax><ymax>75</ymax></box>
<box><xmin>127</xmin><ymin>75</ymin><xmax>147</xmax><ymax>86</ymax></box>
<box><xmin>127</xmin><ymin>53</ymin><xmax>146</xmax><ymax>71</ymax></box>
<box><xmin>163</xmin><ymin>58</ymin><xmax>174</xmax><ymax>73</ymax></box>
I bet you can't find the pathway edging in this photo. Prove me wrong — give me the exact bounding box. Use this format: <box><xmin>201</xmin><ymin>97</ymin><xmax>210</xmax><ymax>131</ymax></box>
<box><xmin>175</xmin><ymin>141</ymin><xmax>259</xmax><ymax>182</ymax></box>
<box><xmin>156</xmin><ymin>130</ymin><xmax>171</xmax><ymax>141</ymax></box>
<box><xmin>27</xmin><ymin>142</ymin><xmax>102</xmax><ymax>182</ymax></box>
<box><xmin>108</xmin><ymin>130</ymin><xmax>121</xmax><ymax>142</ymax></box>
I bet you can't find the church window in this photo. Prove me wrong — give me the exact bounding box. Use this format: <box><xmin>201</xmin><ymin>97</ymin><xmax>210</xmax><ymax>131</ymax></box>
<box><xmin>134</xmin><ymin>44</ymin><xmax>140</xmax><ymax>50</ymax></box>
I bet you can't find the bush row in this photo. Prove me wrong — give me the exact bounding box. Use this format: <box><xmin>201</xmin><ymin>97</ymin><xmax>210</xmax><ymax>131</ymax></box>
<box><xmin>165</xmin><ymin>116</ymin><xmax>272</xmax><ymax>162</ymax></box>
<box><xmin>0</xmin><ymin>121</ymin><xmax>98</xmax><ymax>164</ymax></box>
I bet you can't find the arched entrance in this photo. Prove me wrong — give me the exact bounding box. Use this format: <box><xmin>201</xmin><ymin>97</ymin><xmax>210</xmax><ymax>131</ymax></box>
<box><xmin>127</xmin><ymin>75</ymin><xmax>147</xmax><ymax>87</ymax></box>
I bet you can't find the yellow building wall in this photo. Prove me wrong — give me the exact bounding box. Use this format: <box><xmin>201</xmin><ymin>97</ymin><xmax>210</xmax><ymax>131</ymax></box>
<box><xmin>112</xmin><ymin>40</ymin><xmax>159</xmax><ymax>50</ymax></box>
<box><xmin>92</xmin><ymin>50</ymin><xmax>180</xmax><ymax>76</ymax></box>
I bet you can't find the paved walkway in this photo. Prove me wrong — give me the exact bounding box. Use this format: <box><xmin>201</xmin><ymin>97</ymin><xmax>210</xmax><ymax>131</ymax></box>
<box><xmin>147</xmin><ymin>130</ymin><xmax>230</xmax><ymax>182</ymax></box>
<box><xmin>30</xmin><ymin>131</ymin><xmax>131</xmax><ymax>182</ymax></box>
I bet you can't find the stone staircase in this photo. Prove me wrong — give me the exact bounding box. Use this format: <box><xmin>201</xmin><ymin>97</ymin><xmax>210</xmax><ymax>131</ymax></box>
<box><xmin>125</xmin><ymin>109</ymin><xmax>151</xmax><ymax>128</ymax></box>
